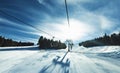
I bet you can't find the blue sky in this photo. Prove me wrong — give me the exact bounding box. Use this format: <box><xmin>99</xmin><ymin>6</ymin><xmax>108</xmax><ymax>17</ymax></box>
<box><xmin>0</xmin><ymin>0</ymin><xmax>120</xmax><ymax>44</ymax></box>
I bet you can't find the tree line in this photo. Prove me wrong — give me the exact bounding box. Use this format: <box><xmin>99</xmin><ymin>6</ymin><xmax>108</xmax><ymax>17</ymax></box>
<box><xmin>38</xmin><ymin>36</ymin><xmax>66</xmax><ymax>49</ymax></box>
<box><xmin>79</xmin><ymin>32</ymin><xmax>120</xmax><ymax>47</ymax></box>
<box><xmin>0</xmin><ymin>36</ymin><xmax>34</xmax><ymax>47</ymax></box>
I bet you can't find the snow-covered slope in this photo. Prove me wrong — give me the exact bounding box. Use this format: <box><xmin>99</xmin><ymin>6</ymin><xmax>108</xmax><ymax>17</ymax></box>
<box><xmin>75</xmin><ymin>46</ymin><xmax>120</xmax><ymax>53</ymax></box>
<box><xmin>0</xmin><ymin>46</ymin><xmax>120</xmax><ymax>73</ymax></box>
<box><xmin>75</xmin><ymin>46</ymin><xmax>120</xmax><ymax>58</ymax></box>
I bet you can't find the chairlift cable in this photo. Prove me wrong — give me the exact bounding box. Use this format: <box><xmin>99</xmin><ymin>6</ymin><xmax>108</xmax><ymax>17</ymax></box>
<box><xmin>0</xmin><ymin>0</ymin><xmax>71</xmax><ymax>42</ymax></box>
<box><xmin>65</xmin><ymin>0</ymin><xmax>70</xmax><ymax>28</ymax></box>
<box><xmin>0</xmin><ymin>10</ymin><xmax>56</xmax><ymax>38</ymax></box>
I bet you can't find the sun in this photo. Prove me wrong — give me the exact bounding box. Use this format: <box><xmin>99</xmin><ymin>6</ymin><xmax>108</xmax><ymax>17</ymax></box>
<box><xmin>53</xmin><ymin>19</ymin><xmax>94</xmax><ymax>42</ymax></box>
<box><xmin>37</xmin><ymin>19</ymin><xmax>94</xmax><ymax>43</ymax></box>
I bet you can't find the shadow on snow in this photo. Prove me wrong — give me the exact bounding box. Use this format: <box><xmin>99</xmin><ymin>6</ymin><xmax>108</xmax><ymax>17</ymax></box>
<box><xmin>39</xmin><ymin>52</ymin><xmax>70</xmax><ymax>73</ymax></box>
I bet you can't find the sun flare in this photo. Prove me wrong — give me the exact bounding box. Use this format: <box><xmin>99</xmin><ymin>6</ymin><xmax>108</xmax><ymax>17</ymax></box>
<box><xmin>37</xmin><ymin>19</ymin><xmax>95</xmax><ymax>43</ymax></box>
<box><xmin>40</xmin><ymin>19</ymin><xmax>94</xmax><ymax>42</ymax></box>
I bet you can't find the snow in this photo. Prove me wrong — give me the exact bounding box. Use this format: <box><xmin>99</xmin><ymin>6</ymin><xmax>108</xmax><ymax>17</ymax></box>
<box><xmin>77</xmin><ymin>46</ymin><xmax>120</xmax><ymax>59</ymax></box>
<box><xmin>0</xmin><ymin>46</ymin><xmax>120</xmax><ymax>73</ymax></box>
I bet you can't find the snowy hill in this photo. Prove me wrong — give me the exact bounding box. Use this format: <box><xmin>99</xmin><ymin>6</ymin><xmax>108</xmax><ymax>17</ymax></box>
<box><xmin>77</xmin><ymin>46</ymin><xmax>120</xmax><ymax>58</ymax></box>
<box><xmin>0</xmin><ymin>46</ymin><xmax>120</xmax><ymax>73</ymax></box>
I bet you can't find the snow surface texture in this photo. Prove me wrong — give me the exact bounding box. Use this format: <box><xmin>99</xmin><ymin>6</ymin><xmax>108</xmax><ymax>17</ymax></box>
<box><xmin>0</xmin><ymin>46</ymin><xmax>120</xmax><ymax>73</ymax></box>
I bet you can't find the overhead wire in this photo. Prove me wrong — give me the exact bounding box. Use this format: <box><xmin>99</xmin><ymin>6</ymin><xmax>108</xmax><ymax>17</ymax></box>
<box><xmin>0</xmin><ymin>9</ymin><xmax>56</xmax><ymax>38</ymax></box>
<box><xmin>65</xmin><ymin>0</ymin><xmax>72</xmax><ymax>42</ymax></box>
<box><xmin>65</xmin><ymin>0</ymin><xmax>70</xmax><ymax>28</ymax></box>
<box><xmin>0</xmin><ymin>0</ymin><xmax>71</xmax><ymax>41</ymax></box>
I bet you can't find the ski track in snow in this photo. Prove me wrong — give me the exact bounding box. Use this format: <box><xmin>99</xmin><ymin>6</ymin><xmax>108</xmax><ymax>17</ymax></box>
<box><xmin>0</xmin><ymin>46</ymin><xmax>120</xmax><ymax>73</ymax></box>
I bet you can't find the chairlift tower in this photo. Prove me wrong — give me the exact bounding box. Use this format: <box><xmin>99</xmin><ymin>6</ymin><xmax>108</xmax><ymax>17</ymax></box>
<box><xmin>66</xmin><ymin>39</ymin><xmax>73</xmax><ymax>52</ymax></box>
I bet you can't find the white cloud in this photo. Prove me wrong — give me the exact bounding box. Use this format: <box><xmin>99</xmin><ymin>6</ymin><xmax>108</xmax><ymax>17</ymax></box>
<box><xmin>36</xmin><ymin>18</ymin><xmax>96</xmax><ymax>42</ymax></box>
<box><xmin>99</xmin><ymin>16</ymin><xmax>114</xmax><ymax>30</ymax></box>
<box><xmin>37</xmin><ymin>0</ymin><xmax>44</xmax><ymax>4</ymax></box>
<box><xmin>36</xmin><ymin>0</ymin><xmax>119</xmax><ymax>43</ymax></box>
<box><xmin>67</xmin><ymin>0</ymin><xmax>94</xmax><ymax>4</ymax></box>
<box><xmin>56</xmin><ymin>0</ymin><xmax>95</xmax><ymax>5</ymax></box>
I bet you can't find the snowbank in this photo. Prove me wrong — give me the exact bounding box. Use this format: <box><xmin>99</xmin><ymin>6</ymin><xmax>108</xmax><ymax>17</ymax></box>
<box><xmin>98</xmin><ymin>51</ymin><xmax>120</xmax><ymax>58</ymax></box>
<box><xmin>79</xmin><ymin>46</ymin><xmax>120</xmax><ymax>59</ymax></box>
